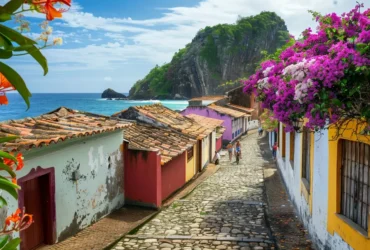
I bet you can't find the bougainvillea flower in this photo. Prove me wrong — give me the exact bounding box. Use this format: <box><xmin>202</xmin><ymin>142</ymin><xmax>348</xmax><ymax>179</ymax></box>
<box><xmin>0</xmin><ymin>73</ymin><xmax>15</xmax><ymax>105</ymax></box>
<box><xmin>243</xmin><ymin>4</ymin><xmax>370</xmax><ymax>131</ymax></box>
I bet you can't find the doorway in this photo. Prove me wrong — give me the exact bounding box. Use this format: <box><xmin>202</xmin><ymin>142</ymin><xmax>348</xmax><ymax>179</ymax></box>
<box><xmin>18</xmin><ymin>167</ymin><xmax>56</xmax><ymax>250</ymax></box>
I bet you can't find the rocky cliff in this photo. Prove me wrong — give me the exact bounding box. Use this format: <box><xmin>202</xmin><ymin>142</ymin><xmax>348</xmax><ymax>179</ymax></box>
<box><xmin>129</xmin><ymin>12</ymin><xmax>289</xmax><ymax>100</ymax></box>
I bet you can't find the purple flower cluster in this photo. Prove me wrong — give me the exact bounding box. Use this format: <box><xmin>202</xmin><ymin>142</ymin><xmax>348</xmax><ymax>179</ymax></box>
<box><xmin>243</xmin><ymin>4</ymin><xmax>370</xmax><ymax>132</ymax></box>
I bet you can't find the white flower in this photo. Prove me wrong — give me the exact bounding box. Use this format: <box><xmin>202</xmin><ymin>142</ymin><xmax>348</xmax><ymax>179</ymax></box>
<box><xmin>45</xmin><ymin>26</ymin><xmax>53</xmax><ymax>35</ymax></box>
<box><xmin>263</xmin><ymin>66</ymin><xmax>273</xmax><ymax>77</ymax></box>
<box><xmin>53</xmin><ymin>37</ymin><xmax>63</xmax><ymax>45</ymax></box>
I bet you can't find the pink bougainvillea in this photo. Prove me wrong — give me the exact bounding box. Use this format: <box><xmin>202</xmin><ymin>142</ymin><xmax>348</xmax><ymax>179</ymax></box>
<box><xmin>243</xmin><ymin>4</ymin><xmax>370</xmax><ymax>132</ymax></box>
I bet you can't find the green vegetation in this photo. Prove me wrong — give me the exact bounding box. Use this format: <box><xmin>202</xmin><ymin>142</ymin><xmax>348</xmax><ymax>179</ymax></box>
<box><xmin>129</xmin><ymin>11</ymin><xmax>290</xmax><ymax>99</ymax></box>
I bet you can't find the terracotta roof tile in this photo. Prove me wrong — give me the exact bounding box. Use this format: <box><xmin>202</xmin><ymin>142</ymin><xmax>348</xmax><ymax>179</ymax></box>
<box><xmin>125</xmin><ymin>123</ymin><xmax>196</xmax><ymax>165</ymax></box>
<box><xmin>189</xmin><ymin>96</ymin><xmax>227</xmax><ymax>101</ymax></box>
<box><xmin>0</xmin><ymin>107</ymin><xmax>132</xmax><ymax>152</ymax></box>
<box><xmin>185</xmin><ymin>114</ymin><xmax>224</xmax><ymax>130</ymax></box>
<box><xmin>226</xmin><ymin>104</ymin><xmax>254</xmax><ymax>114</ymax></box>
<box><xmin>133</xmin><ymin>104</ymin><xmax>213</xmax><ymax>139</ymax></box>
<box><xmin>208</xmin><ymin>105</ymin><xmax>247</xmax><ymax>118</ymax></box>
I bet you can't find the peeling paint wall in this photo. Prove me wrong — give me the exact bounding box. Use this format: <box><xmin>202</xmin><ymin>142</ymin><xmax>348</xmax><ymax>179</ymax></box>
<box><xmin>270</xmin><ymin>128</ymin><xmax>352</xmax><ymax>250</ymax></box>
<box><xmin>5</xmin><ymin>131</ymin><xmax>124</xmax><ymax>244</ymax></box>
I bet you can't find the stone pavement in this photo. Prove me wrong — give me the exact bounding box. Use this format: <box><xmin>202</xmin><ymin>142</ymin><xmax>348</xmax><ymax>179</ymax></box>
<box><xmin>112</xmin><ymin>133</ymin><xmax>275</xmax><ymax>250</ymax></box>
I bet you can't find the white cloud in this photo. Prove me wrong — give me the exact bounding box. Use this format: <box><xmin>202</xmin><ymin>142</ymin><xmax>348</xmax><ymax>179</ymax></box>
<box><xmin>73</xmin><ymin>39</ymin><xmax>82</xmax><ymax>43</ymax></box>
<box><xmin>104</xmin><ymin>76</ymin><xmax>112</xmax><ymax>82</ymax></box>
<box><xmin>105</xmin><ymin>33</ymin><xmax>125</xmax><ymax>43</ymax></box>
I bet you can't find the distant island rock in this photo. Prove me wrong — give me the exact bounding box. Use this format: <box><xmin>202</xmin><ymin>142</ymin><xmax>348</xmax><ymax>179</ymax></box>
<box><xmin>101</xmin><ymin>88</ymin><xmax>127</xmax><ymax>99</ymax></box>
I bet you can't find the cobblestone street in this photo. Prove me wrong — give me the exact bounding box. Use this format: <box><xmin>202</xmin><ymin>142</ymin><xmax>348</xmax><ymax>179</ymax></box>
<box><xmin>113</xmin><ymin>133</ymin><xmax>275</xmax><ymax>250</ymax></box>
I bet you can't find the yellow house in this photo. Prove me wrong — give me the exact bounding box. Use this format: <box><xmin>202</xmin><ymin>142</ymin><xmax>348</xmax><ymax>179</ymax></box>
<box><xmin>185</xmin><ymin>143</ymin><xmax>197</xmax><ymax>182</ymax></box>
<box><xmin>270</xmin><ymin>120</ymin><xmax>370</xmax><ymax>250</ymax></box>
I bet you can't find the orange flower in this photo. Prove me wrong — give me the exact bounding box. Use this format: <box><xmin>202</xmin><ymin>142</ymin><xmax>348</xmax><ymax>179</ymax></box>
<box><xmin>12</xmin><ymin>178</ymin><xmax>17</xmax><ymax>184</ymax></box>
<box><xmin>16</xmin><ymin>153</ymin><xmax>24</xmax><ymax>171</ymax></box>
<box><xmin>31</xmin><ymin>0</ymin><xmax>71</xmax><ymax>21</ymax></box>
<box><xmin>0</xmin><ymin>74</ymin><xmax>14</xmax><ymax>90</ymax></box>
<box><xmin>0</xmin><ymin>94</ymin><xmax>8</xmax><ymax>105</ymax></box>
<box><xmin>5</xmin><ymin>209</ymin><xmax>21</xmax><ymax>226</ymax></box>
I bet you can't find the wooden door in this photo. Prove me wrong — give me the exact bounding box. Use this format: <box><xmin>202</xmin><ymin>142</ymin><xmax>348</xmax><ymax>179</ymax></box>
<box><xmin>209</xmin><ymin>133</ymin><xmax>212</xmax><ymax>163</ymax></box>
<box><xmin>22</xmin><ymin>175</ymin><xmax>48</xmax><ymax>250</ymax></box>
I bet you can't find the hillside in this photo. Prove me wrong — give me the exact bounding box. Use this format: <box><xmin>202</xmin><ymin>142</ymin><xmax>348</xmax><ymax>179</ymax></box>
<box><xmin>129</xmin><ymin>11</ymin><xmax>289</xmax><ymax>100</ymax></box>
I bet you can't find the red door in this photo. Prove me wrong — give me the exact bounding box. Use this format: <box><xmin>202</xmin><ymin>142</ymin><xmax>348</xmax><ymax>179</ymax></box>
<box><xmin>22</xmin><ymin>175</ymin><xmax>48</xmax><ymax>250</ymax></box>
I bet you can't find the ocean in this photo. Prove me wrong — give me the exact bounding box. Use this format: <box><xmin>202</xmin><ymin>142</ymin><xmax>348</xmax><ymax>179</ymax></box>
<box><xmin>0</xmin><ymin>93</ymin><xmax>189</xmax><ymax>121</ymax></box>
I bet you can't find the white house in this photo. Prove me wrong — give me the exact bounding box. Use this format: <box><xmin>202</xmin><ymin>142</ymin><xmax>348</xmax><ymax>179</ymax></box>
<box><xmin>269</xmin><ymin>120</ymin><xmax>370</xmax><ymax>250</ymax></box>
<box><xmin>0</xmin><ymin>107</ymin><xmax>131</xmax><ymax>250</ymax></box>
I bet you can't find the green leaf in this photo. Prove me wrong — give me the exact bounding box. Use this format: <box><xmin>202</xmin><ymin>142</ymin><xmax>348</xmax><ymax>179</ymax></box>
<box><xmin>0</xmin><ymin>236</ymin><xmax>9</xmax><ymax>249</ymax></box>
<box><xmin>2</xmin><ymin>238</ymin><xmax>20</xmax><ymax>250</ymax></box>
<box><xmin>11</xmin><ymin>44</ymin><xmax>33</xmax><ymax>51</ymax></box>
<box><xmin>3</xmin><ymin>0</ymin><xmax>24</xmax><ymax>13</ymax></box>
<box><xmin>332</xmin><ymin>98</ymin><xmax>341</xmax><ymax>106</ymax></box>
<box><xmin>0</xmin><ymin>163</ymin><xmax>16</xmax><ymax>178</ymax></box>
<box><xmin>0</xmin><ymin>13</ymin><xmax>11</xmax><ymax>22</ymax></box>
<box><xmin>0</xmin><ymin>48</ymin><xmax>11</xmax><ymax>59</ymax></box>
<box><xmin>0</xmin><ymin>34</ymin><xmax>13</xmax><ymax>50</ymax></box>
<box><xmin>0</xmin><ymin>176</ymin><xmax>19</xmax><ymax>200</ymax></box>
<box><xmin>0</xmin><ymin>196</ymin><xmax>7</xmax><ymax>209</ymax></box>
<box><xmin>0</xmin><ymin>151</ymin><xmax>16</xmax><ymax>161</ymax></box>
<box><xmin>0</xmin><ymin>24</ymin><xmax>48</xmax><ymax>75</ymax></box>
<box><xmin>0</xmin><ymin>62</ymin><xmax>31</xmax><ymax>108</ymax></box>
<box><xmin>0</xmin><ymin>24</ymin><xmax>36</xmax><ymax>45</ymax></box>
<box><xmin>0</xmin><ymin>136</ymin><xmax>18</xmax><ymax>144</ymax></box>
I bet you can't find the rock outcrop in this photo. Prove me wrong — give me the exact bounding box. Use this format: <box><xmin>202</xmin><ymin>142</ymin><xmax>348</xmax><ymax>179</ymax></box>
<box><xmin>101</xmin><ymin>88</ymin><xmax>127</xmax><ymax>99</ymax></box>
<box><xmin>129</xmin><ymin>12</ymin><xmax>289</xmax><ymax>100</ymax></box>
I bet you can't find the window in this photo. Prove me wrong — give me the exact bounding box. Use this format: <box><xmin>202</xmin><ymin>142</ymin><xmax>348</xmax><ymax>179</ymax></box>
<box><xmin>301</xmin><ymin>128</ymin><xmax>311</xmax><ymax>191</ymax></box>
<box><xmin>290</xmin><ymin>131</ymin><xmax>295</xmax><ymax>166</ymax></box>
<box><xmin>340</xmin><ymin>140</ymin><xmax>370</xmax><ymax>231</ymax></box>
<box><xmin>187</xmin><ymin>146</ymin><xmax>194</xmax><ymax>162</ymax></box>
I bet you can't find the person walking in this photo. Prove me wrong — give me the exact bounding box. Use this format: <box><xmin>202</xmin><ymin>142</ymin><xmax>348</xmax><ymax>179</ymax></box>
<box><xmin>258</xmin><ymin>126</ymin><xmax>263</xmax><ymax>136</ymax></box>
<box><xmin>213</xmin><ymin>151</ymin><xmax>220</xmax><ymax>165</ymax></box>
<box><xmin>227</xmin><ymin>142</ymin><xmax>233</xmax><ymax>161</ymax></box>
<box><xmin>272</xmin><ymin>142</ymin><xmax>278</xmax><ymax>160</ymax></box>
<box><xmin>235</xmin><ymin>140</ymin><xmax>242</xmax><ymax>159</ymax></box>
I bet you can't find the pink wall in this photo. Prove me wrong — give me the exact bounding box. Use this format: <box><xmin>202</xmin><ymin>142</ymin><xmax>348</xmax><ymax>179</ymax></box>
<box><xmin>181</xmin><ymin>107</ymin><xmax>233</xmax><ymax>141</ymax></box>
<box><xmin>216</xmin><ymin>136</ymin><xmax>223</xmax><ymax>151</ymax></box>
<box><xmin>161</xmin><ymin>152</ymin><xmax>186</xmax><ymax>201</ymax></box>
<box><xmin>124</xmin><ymin>142</ymin><xmax>162</xmax><ymax>208</ymax></box>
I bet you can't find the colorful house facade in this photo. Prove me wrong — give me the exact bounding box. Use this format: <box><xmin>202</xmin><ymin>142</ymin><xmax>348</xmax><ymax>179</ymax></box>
<box><xmin>185</xmin><ymin>114</ymin><xmax>225</xmax><ymax>152</ymax></box>
<box><xmin>181</xmin><ymin>104</ymin><xmax>249</xmax><ymax>145</ymax></box>
<box><xmin>113</xmin><ymin>104</ymin><xmax>216</xmax><ymax>172</ymax></box>
<box><xmin>0</xmin><ymin>107</ymin><xmax>131</xmax><ymax>250</ymax></box>
<box><xmin>269</xmin><ymin>120</ymin><xmax>370</xmax><ymax>250</ymax></box>
<box><xmin>123</xmin><ymin>123</ymin><xmax>197</xmax><ymax>208</ymax></box>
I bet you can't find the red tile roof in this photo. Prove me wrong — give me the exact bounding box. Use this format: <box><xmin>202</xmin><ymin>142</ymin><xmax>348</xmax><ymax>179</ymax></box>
<box><xmin>208</xmin><ymin>105</ymin><xmax>247</xmax><ymax>118</ymax></box>
<box><xmin>185</xmin><ymin>114</ymin><xmax>224</xmax><ymax>129</ymax></box>
<box><xmin>186</xmin><ymin>114</ymin><xmax>226</xmax><ymax>138</ymax></box>
<box><xmin>130</xmin><ymin>104</ymin><xmax>213</xmax><ymax>139</ymax></box>
<box><xmin>0</xmin><ymin>107</ymin><xmax>132</xmax><ymax>152</ymax></box>
<box><xmin>189</xmin><ymin>96</ymin><xmax>227</xmax><ymax>101</ymax></box>
<box><xmin>226</xmin><ymin>104</ymin><xmax>254</xmax><ymax>113</ymax></box>
<box><xmin>124</xmin><ymin>124</ymin><xmax>196</xmax><ymax>165</ymax></box>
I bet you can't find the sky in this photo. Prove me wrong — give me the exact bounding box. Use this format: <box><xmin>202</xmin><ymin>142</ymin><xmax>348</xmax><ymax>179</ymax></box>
<box><xmin>1</xmin><ymin>0</ymin><xmax>367</xmax><ymax>93</ymax></box>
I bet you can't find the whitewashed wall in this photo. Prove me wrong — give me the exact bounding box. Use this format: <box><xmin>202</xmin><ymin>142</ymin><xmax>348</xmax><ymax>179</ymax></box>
<box><xmin>247</xmin><ymin>120</ymin><xmax>259</xmax><ymax>130</ymax></box>
<box><xmin>272</xmin><ymin>127</ymin><xmax>352</xmax><ymax>250</ymax></box>
<box><xmin>5</xmin><ymin>131</ymin><xmax>124</xmax><ymax>244</ymax></box>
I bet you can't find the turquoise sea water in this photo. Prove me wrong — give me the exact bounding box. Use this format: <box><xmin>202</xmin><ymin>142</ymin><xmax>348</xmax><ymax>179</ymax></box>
<box><xmin>0</xmin><ymin>93</ymin><xmax>189</xmax><ymax>121</ymax></box>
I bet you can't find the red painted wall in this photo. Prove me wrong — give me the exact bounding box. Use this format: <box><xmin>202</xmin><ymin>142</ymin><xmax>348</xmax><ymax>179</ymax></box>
<box><xmin>124</xmin><ymin>142</ymin><xmax>162</xmax><ymax>208</ymax></box>
<box><xmin>161</xmin><ymin>152</ymin><xmax>186</xmax><ymax>201</ymax></box>
<box><xmin>216</xmin><ymin>136</ymin><xmax>223</xmax><ymax>151</ymax></box>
